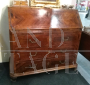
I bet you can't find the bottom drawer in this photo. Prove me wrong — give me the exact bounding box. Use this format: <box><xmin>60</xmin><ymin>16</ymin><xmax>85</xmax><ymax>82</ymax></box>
<box><xmin>15</xmin><ymin>54</ymin><xmax>76</xmax><ymax>73</ymax></box>
<box><xmin>50</xmin><ymin>55</ymin><xmax>76</xmax><ymax>68</ymax></box>
<box><xmin>15</xmin><ymin>59</ymin><xmax>51</xmax><ymax>73</ymax></box>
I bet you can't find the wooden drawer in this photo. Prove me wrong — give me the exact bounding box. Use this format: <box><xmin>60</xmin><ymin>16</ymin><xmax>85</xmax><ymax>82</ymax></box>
<box><xmin>14</xmin><ymin>51</ymin><xmax>77</xmax><ymax>62</ymax></box>
<box><xmin>51</xmin><ymin>29</ymin><xmax>81</xmax><ymax>50</ymax></box>
<box><xmin>50</xmin><ymin>46</ymin><xmax>79</xmax><ymax>52</ymax></box>
<box><xmin>14</xmin><ymin>52</ymin><xmax>49</xmax><ymax>62</ymax></box>
<box><xmin>15</xmin><ymin>60</ymin><xmax>41</xmax><ymax>73</ymax></box>
<box><xmin>50</xmin><ymin>54</ymin><xmax>76</xmax><ymax>68</ymax></box>
<box><xmin>10</xmin><ymin>30</ymin><xmax>49</xmax><ymax>49</ymax></box>
<box><xmin>15</xmin><ymin>59</ymin><xmax>51</xmax><ymax>73</ymax></box>
<box><xmin>15</xmin><ymin>53</ymin><xmax>76</xmax><ymax>73</ymax></box>
<box><xmin>48</xmin><ymin>52</ymin><xmax>77</xmax><ymax>58</ymax></box>
<box><xmin>15</xmin><ymin>52</ymin><xmax>77</xmax><ymax>73</ymax></box>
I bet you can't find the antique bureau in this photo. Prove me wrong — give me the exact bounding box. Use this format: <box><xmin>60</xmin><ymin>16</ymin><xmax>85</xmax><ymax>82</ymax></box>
<box><xmin>8</xmin><ymin>7</ymin><xmax>82</xmax><ymax>78</ymax></box>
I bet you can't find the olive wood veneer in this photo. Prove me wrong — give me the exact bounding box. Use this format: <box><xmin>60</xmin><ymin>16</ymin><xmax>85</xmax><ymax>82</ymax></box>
<box><xmin>8</xmin><ymin>7</ymin><xmax>82</xmax><ymax>78</ymax></box>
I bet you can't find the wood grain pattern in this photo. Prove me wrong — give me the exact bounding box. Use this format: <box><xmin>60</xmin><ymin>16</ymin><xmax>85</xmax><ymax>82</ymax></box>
<box><xmin>8</xmin><ymin>7</ymin><xmax>82</xmax><ymax>78</ymax></box>
<box><xmin>10</xmin><ymin>64</ymin><xmax>77</xmax><ymax>78</ymax></box>
<box><xmin>14</xmin><ymin>51</ymin><xmax>77</xmax><ymax>62</ymax></box>
<box><xmin>51</xmin><ymin>9</ymin><xmax>82</xmax><ymax>28</ymax></box>
<box><xmin>10</xmin><ymin>30</ymin><xmax>49</xmax><ymax>49</ymax></box>
<box><xmin>15</xmin><ymin>54</ymin><xmax>76</xmax><ymax>73</ymax></box>
<box><xmin>14</xmin><ymin>52</ymin><xmax>48</xmax><ymax>62</ymax></box>
<box><xmin>10</xmin><ymin>29</ymin><xmax>81</xmax><ymax>50</ymax></box>
<box><xmin>52</xmin><ymin>29</ymin><xmax>81</xmax><ymax>50</ymax></box>
<box><xmin>8</xmin><ymin>7</ymin><xmax>52</xmax><ymax>30</ymax></box>
<box><xmin>15</xmin><ymin>59</ymin><xmax>52</xmax><ymax>73</ymax></box>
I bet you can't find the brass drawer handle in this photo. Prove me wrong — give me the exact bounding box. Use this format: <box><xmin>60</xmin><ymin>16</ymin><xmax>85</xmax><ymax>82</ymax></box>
<box><xmin>64</xmin><ymin>37</ymin><xmax>69</xmax><ymax>41</ymax></box>
<box><xmin>47</xmin><ymin>12</ymin><xmax>50</xmax><ymax>17</ymax></box>
<box><xmin>48</xmin><ymin>51</ymin><xmax>51</xmax><ymax>53</ymax></box>
<box><xmin>30</xmin><ymin>52</ymin><xmax>37</xmax><ymax>56</ymax></box>
<box><xmin>25</xmin><ymin>65</ymin><xmax>33</xmax><ymax>68</ymax></box>
<box><xmin>25</xmin><ymin>64</ymin><xmax>37</xmax><ymax>68</ymax></box>
<box><xmin>29</xmin><ymin>39</ymin><xmax>36</xmax><ymax>43</ymax></box>
<box><xmin>59</xmin><ymin>61</ymin><xmax>65</xmax><ymax>64</ymax></box>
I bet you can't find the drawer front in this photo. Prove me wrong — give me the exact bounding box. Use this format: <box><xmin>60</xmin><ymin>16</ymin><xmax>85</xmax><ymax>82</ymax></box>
<box><xmin>15</xmin><ymin>59</ymin><xmax>51</xmax><ymax>73</ymax></box>
<box><xmin>14</xmin><ymin>52</ymin><xmax>49</xmax><ymax>62</ymax></box>
<box><xmin>13</xmin><ymin>50</ymin><xmax>75</xmax><ymax>62</ymax></box>
<box><xmin>15</xmin><ymin>54</ymin><xmax>76</xmax><ymax>73</ymax></box>
<box><xmin>15</xmin><ymin>60</ymin><xmax>41</xmax><ymax>73</ymax></box>
<box><xmin>10</xmin><ymin>30</ymin><xmax>49</xmax><ymax>49</ymax></box>
<box><xmin>10</xmin><ymin>29</ymin><xmax>81</xmax><ymax>50</ymax></box>
<box><xmin>50</xmin><ymin>54</ymin><xmax>76</xmax><ymax>68</ymax></box>
<box><xmin>14</xmin><ymin>51</ymin><xmax>77</xmax><ymax>63</ymax></box>
<box><xmin>48</xmin><ymin>52</ymin><xmax>77</xmax><ymax>58</ymax></box>
<box><xmin>51</xmin><ymin>29</ymin><xmax>81</xmax><ymax>50</ymax></box>
<box><xmin>14</xmin><ymin>52</ymin><xmax>77</xmax><ymax>73</ymax></box>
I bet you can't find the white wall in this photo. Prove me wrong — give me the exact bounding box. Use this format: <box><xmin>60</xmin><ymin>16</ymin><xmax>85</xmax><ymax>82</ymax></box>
<box><xmin>79</xmin><ymin>12</ymin><xmax>90</xmax><ymax>27</ymax></box>
<box><xmin>60</xmin><ymin>0</ymin><xmax>76</xmax><ymax>8</ymax></box>
<box><xmin>77</xmin><ymin>53</ymin><xmax>90</xmax><ymax>84</ymax></box>
<box><xmin>9</xmin><ymin>0</ymin><xmax>76</xmax><ymax>7</ymax></box>
<box><xmin>0</xmin><ymin>0</ymin><xmax>10</xmax><ymax>63</ymax></box>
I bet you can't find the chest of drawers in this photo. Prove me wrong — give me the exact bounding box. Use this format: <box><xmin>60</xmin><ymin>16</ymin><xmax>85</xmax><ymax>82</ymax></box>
<box><xmin>8</xmin><ymin>7</ymin><xmax>82</xmax><ymax>78</ymax></box>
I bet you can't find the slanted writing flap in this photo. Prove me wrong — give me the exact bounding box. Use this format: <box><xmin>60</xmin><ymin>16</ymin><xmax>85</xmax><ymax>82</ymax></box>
<box><xmin>50</xmin><ymin>9</ymin><xmax>82</xmax><ymax>29</ymax></box>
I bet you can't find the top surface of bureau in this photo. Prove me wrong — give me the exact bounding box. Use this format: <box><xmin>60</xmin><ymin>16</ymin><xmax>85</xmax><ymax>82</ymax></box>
<box><xmin>8</xmin><ymin>7</ymin><xmax>52</xmax><ymax>30</ymax></box>
<box><xmin>8</xmin><ymin>7</ymin><xmax>82</xmax><ymax>30</ymax></box>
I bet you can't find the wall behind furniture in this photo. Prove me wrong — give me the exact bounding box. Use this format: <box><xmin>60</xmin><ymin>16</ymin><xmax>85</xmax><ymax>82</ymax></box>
<box><xmin>0</xmin><ymin>0</ymin><xmax>76</xmax><ymax>63</ymax></box>
<box><xmin>0</xmin><ymin>0</ymin><xmax>10</xmax><ymax>63</ymax></box>
<box><xmin>9</xmin><ymin>0</ymin><xmax>76</xmax><ymax>8</ymax></box>
<box><xmin>79</xmin><ymin>12</ymin><xmax>90</xmax><ymax>27</ymax></box>
<box><xmin>60</xmin><ymin>0</ymin><xmax>76</xmax><ymax>8</ymax></box>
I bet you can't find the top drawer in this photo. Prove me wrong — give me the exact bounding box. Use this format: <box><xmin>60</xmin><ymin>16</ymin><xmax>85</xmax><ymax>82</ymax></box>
<box><xmin>50</xmin><ymin>29</ymin><xmax>81</xmax><ymax>50</ymax></box>
<box><xmin>10</xmin><ymin>30</ymin><xmax>49</xmax><ymax>49</ymax></box>
<box><xmin>8</xmin><ymin>7</ymin><xmax>52</xmax><ymax>30</ymax></box>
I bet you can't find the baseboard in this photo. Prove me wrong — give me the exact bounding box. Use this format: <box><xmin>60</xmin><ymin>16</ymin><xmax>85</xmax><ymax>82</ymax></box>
<box><xmin>77</xmin><ymin>64</ymin><xmax>90</xmax><ymax>84</ymax></box>
<box><xmin>77</xmin><ymin>53</ymin><xmax>90</xmax><ymax>84</ymax></box>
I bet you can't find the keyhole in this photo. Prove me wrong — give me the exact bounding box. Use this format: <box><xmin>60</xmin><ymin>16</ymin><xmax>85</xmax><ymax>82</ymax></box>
<box><xmin>20</xmin><ymin>2</ymin><xmax>22</xmax><ymax>5</ymax></box>
<box><xmin>11</xmin><ymin>13</ymin><xmax>13</xmax><ymax>17</ymax></box>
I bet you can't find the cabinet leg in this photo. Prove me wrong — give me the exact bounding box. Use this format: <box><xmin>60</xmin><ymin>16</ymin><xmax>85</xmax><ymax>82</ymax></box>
<box><xmin>74</xmin><ymin>67</ymin><xmax>78</xmax><ymax>73</ymax></box>
<box><xmin>74</xmin><ymin>67</ymin><xmax>77</xmax><ymax>71</ymax></box>
<box><xmin>10</xmin><ymin>77</ymin><xmax>17</xmax><ymax>82</ymax></box>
